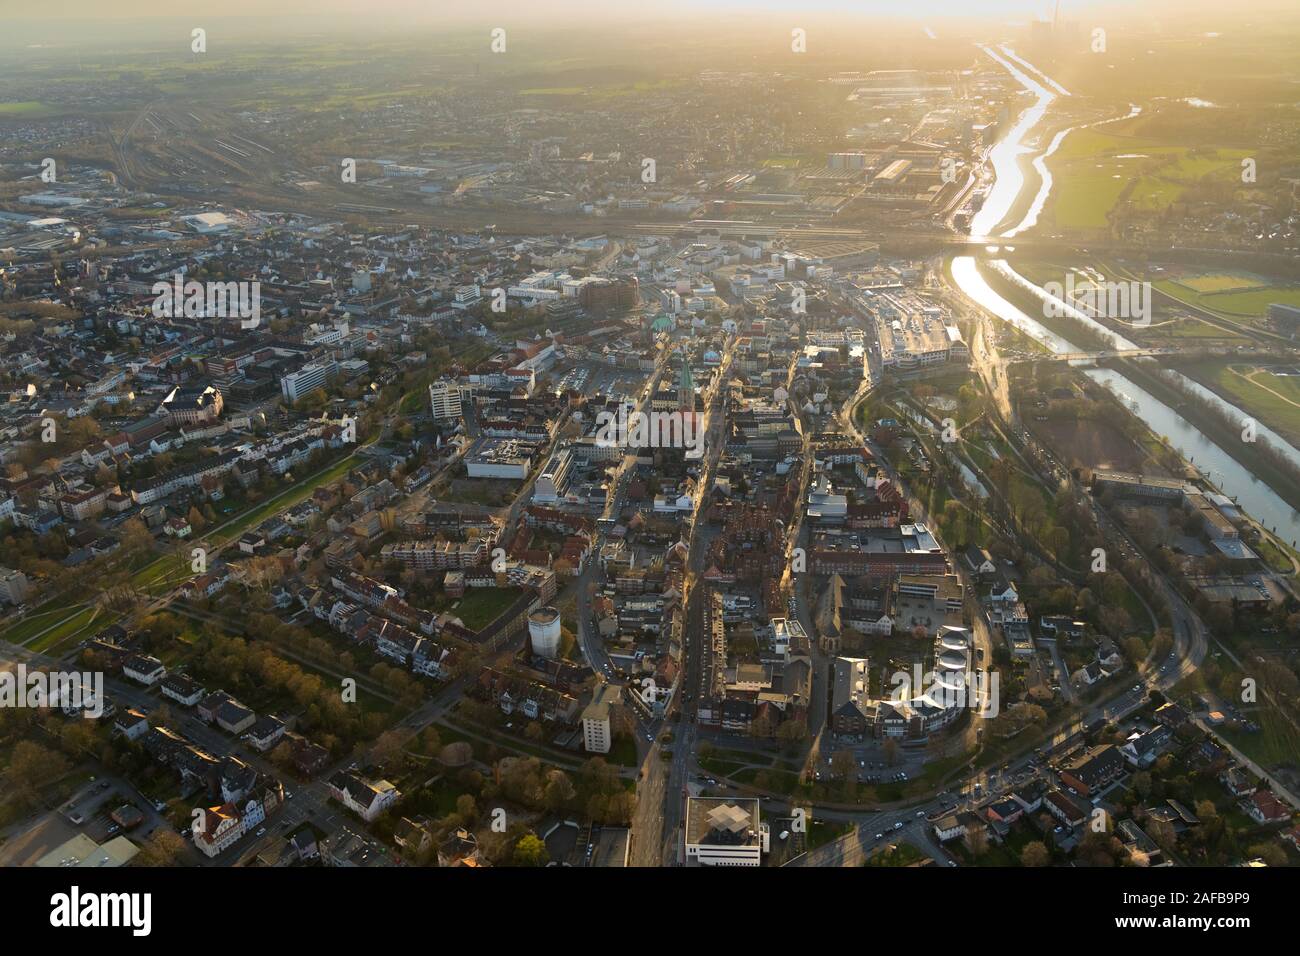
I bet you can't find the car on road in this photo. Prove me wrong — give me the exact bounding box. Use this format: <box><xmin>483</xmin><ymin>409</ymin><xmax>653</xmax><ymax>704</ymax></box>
<box><xmin>255</xmin><ymin>827</ymin><xmax>266</xmax><ymax>837</ymax></box>
<box><xmin>874</xmin><ymin>832</ymin><xmax>883</xmax><ymax>841</ymax></box>
<box><xmin>893</xmin><ymin>821</ymin><xmax>904</xmax><ymax>830</ymax></box>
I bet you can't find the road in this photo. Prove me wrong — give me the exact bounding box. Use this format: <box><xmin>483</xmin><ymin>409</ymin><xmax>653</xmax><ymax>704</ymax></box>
<box><xmin>627</xmin><ymin>340</ymin><xmax>734</xmax><ymax>865</ymax></box>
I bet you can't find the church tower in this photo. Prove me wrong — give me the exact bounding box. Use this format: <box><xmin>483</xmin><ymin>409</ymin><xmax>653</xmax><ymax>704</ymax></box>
<box><xmin>678</xmin><ymin>358</ymin><xmax>695</xmax><ymax>411</ymax></box>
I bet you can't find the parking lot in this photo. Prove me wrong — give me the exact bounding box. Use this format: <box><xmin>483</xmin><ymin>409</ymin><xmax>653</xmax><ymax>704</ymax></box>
<box><xmin>813</xmin><ymin>735</ymin><xmax>928</xmax><ymax>784</ymax></box>
<box><xmin>59</xmin><ymin>776</ymin><xmax>171</xmax><ymax>845</ymax></box>
<box><xmin>0</xmin><ymin>773</ymin><xmax>179</xmax><ymax>866</ymax></box>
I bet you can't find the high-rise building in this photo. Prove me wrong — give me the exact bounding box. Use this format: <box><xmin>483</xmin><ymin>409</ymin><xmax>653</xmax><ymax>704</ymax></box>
<box><xmin>533</xmin><ymin>448</ymin><xmax>575</xmax><ymax>504</ymax></box>
<box><xmin>428</xmin><ymin>379</ymin><xmax>472</xmax><ymax>421</ymax></box>
<box><xmin>582</xmin><ymin>683</ymin><xmax>621</xmax><ymax>753</ymax></box>
<box><xmin>0</xmin><ymin>567</ymin><xmax>29</xmax><ymax>605</ymax></box>
<box><xmin>280</xmin><ymin>361</ymin><xmax>338</xmax><ymax>403</ymax></box>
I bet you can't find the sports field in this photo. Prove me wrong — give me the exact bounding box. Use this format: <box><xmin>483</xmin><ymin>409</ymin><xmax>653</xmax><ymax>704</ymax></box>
<box><xmin>0</xmin><ymin>101</ymin><xmax>53</xmax><ymax>115</ymax></box>
<box><xmin>1173</xmin><ymin>273</ymin><xmax>1266</xmax><ymax>294</ymax></box>
<box><xmin>1154</xmin><ymin>278</ymin><xmax>1300</xmax><ymax>321</ymax></box>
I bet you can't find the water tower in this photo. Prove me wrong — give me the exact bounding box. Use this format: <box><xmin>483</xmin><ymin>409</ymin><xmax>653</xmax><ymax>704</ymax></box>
<box><xmin>528</xmin><ymin>607</ymin><xmax>563</xmax><ymax>660</ymax></box>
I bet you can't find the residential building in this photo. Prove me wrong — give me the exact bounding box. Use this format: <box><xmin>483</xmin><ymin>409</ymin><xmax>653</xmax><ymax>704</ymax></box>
<box><xmin>1058</xmin><ymin>745</ymin><xmax>1125</xmax><ymax>797</ymax></box>
<box><xmin>582</xmin><ymin>683</ymin><xmax>621</xmax><ymax>754</ymax></box>
<box><xmin>327</xmin><ymin>770</ymin><xmax>401</xmax><ymax>822</ymax></box>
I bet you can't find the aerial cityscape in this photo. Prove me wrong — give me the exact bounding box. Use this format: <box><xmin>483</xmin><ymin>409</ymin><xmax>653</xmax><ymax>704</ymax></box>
<box><xmin>0</xmin><ymin>0</ymin><xmax>1296</xmax><ymax>914</ymax></box>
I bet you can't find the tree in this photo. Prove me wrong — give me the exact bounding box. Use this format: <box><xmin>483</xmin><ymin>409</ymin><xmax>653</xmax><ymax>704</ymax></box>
<box><xmin>135</xmin><ymin>830</ymin><xmax>189</xmax><ymax>866</ymax></box>
<box><xmin>1131</xmin><ymin>771</ymin><xmax>1153</xmax><ymax>799</ymax></box>
<box><xmin>1245</xmin><ymin>843</ymin><xmax>1286</xmax><ymax>868</ymax></box>
<box><xmin>9</xmin><ymin>741</ymin><xmax>70</xmax><ymax>801</ymax></box>
<box><xmin>1020</xmin><ymin>841</ymin><xmax>1050</xmax><ymax>867</ymax></box>
<box><xmin>120</xmin><ymin>518</ymin><xmax>154</xmax><ymax>556</ymax></box>
<box><xmin>1122</xmin><ymin>636</ymin><xmax>1147</xmax><ymax>666</ymax></box>
<box><xmin>455</xmin><ymin>794</ymin><xmax>479</xmax><ymax>825</ymax></box>
<box><xmin>776</xmin><ymin>720</ymin><xmax>808</xmax><ymax>754</ymax></box>
<box><xmin>512</xmin><ymin>833</ymin><xmax>549</xmax><ymax>867</ymax></box>
<box><xmin>544</xmin><ymin>771</ymin><xmax>576</xmax><ymax>812</ymax></box>
<box><xmin>370</xmin><ymin>730</ymin><xmax>407</xmax><ymax>772</ymax></box>
<box><xmin>831</xmin><ymin>750</ymin><xmax>855</xmax><ymax>781</ymax></box>
<box><xmin>1078</xmin><ymin>830</ymin><xmax>1123</xmax><ymax>867</ymax></box>
<box><xmin>1194</xmin><ymin>800</ymin><xmax>1218</xmax><ymax>824</ymax></box>
<box><xmin>882</xmin><ymin>738</ymin><xmax>900</xmax><ymax>766</ymax></box>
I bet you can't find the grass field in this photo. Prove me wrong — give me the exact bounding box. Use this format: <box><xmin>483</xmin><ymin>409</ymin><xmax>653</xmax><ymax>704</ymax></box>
<box><xmin>0</xmin><ymin>101</ymin><xmax>56</xmax><ymax>116</ymax></box>
<box><xmin>1047</xmin><ymin>130</ymin><xmax>1249</xmax><ymax>231</ymax></box>
<box><xmin>0</xmin><ymin>604</ymin><xmax>82</xmax><ymax>646</ymax></box>
<box><xmin>449</xmin><ymin>586</ymin><xmax>525</xmax><ymax>632</ymax></box>
<box><xmin>0</xmin><ymin>603</ymin><xmax>115</xmax><ymax>656</ymax></box>
<box><xmin>1177</xmin><ymin>360</ymin><xmax>1300</xmax><ymax>447</ymax></box>
<box><xmin>1051</xmin><ymin>169</ymin><xmax>1133</xmax><ymax>229</ymax></box>
<box><xmin>1155</xmin><ymin>278</ymin><xmax>1300</xmax><ymax>320</ymax></box>
<box><xmin>1218</xmin><ymin>705</ymin><xmax>1300</xmax><ymax>772</ymax></box>
<box><xmin>29</xmin><ymin>608</ymin><xmax>119</xmax><ymax>655</ymax></box>
<box><xmin>1174</xmin><ymin>273</ymin><xmax>1266</xmax><ymax>294</ymax></box>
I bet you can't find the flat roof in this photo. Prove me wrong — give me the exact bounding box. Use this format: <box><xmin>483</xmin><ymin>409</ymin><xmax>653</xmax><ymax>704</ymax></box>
<box><xmin>685</xmin><ymin>796</ymin><xmax>760</xmax><ymax>846</ymax></box>
<box><xmin>36</xmin><ymin>834</ymin><xmax>139</xmax><ymax>868</ymax></box>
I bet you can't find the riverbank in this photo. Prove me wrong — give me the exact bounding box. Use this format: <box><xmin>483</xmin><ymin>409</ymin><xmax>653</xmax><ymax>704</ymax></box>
<box><xmin>1170</xmin><ymin>358</ymin><xmax>1300</xmax><ymax>451</ymax></box>
<box><xmin>1105</xmin><ymin>356</ymin><xmax>1300</xmax><ymax>519</ymax></box>
<box><xmin>978</xmin><ymin>257</ymin><xmax>1112</xmax><ymax>352</ymax></box>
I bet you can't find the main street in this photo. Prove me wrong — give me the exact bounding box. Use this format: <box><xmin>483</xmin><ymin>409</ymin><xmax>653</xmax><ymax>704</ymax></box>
<box><xmin>625</xmin><ymin>340</ymin><xmax>734</xmax><ymax>865</ymax></box>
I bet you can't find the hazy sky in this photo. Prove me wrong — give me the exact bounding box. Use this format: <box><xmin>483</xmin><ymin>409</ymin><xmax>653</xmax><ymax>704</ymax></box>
<box><xmin>18</xmin><ymin>0</ymin><xmax>1296</xmax><ymax>21</ymax></box>
<box><xmin>7</xmin><ymin>0</ymin><xmax>1294</xmax><ymax>53</ymax></box>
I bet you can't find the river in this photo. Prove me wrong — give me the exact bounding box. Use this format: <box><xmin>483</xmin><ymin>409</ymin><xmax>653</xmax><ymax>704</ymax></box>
<box><xmin>950</xmin><ymin>44</ymin><xmax>1300</xmax><ymax>544</ymax></box>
